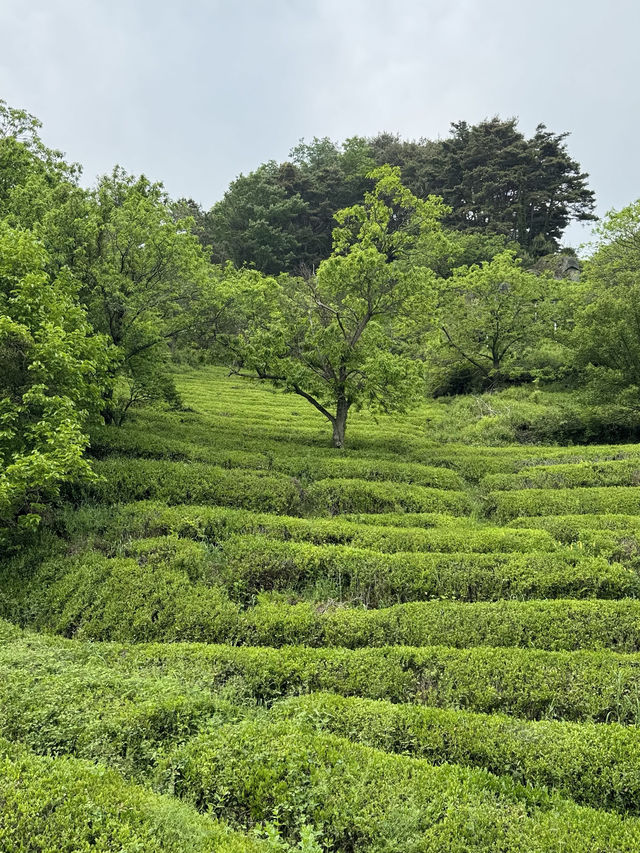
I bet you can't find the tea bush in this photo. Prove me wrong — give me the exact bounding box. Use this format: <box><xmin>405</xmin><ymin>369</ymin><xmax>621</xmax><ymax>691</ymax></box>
<box><xmin>276</xmin><ymin>692</ymin><xmax>640</xmax><ymax>813</ymax></box>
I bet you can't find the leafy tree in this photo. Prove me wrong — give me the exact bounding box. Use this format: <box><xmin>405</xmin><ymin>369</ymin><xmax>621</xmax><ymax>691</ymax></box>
<box><xmin>207</xmin><ymin>138</ymin><xmax>373</xmax><ymax>275</ymax></box>
<box><xmin>573</xmin><ymin>201</ymin><xmax>640</xmax><ymax>414</ymax></box>
<box><xmin>368</xmin><ymin>132</ymin><xmax>439</xmax><ymax>198</ymax></box>
<box><xmin>0</xmin><ymin>99</ymin><xmax>80</xmax><ymax>231</ymax></box>
<box><xmin>169</xmin><ymin>196</ymin><xmax>213</xmax><ymax>247</ymax></box>
<box><xmin>0</xmin><ymin>222</ymin><xmax>107</xmax><ymax>536</ymax></box>
<box><xmin>424</xmin><ymin>118</ymin><xmax>596</xmax><ymax>255</ymax></box>
<box><xmin>49</xmin><ymin>168</ymin><xmax>213</xmax><ymax>423</ymax></box>
<box><xmin>208</xmin><ymin>162</ymin><xmax>309</xmax><ymax>274</ymax></box>
<box><xmin>224</xmin><ymin>166</ymin><xmax>447</xmax><ymax>447</ymax></box>
<box><xmin>433</xmin><ymin>250</ymin><xmax>553</xmax><ymax>390</ymax></box>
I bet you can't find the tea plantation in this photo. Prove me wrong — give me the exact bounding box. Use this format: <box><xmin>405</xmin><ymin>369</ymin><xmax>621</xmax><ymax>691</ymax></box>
<box><xmin>5</xmin><ymin>366</ymin><xmax>640</xmax><ymax>851</ymax></box>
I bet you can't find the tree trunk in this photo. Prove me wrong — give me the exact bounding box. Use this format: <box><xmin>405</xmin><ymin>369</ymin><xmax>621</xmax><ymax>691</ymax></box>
<box><xmin>331</xmin><ymin>398</ymin><xmax>349</xmax><ymax>448</ymax></box>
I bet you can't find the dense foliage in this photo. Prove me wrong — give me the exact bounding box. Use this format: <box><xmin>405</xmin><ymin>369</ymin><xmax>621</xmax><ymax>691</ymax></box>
<box><xmin>5</xmin><ymin>95</ymin><xmax>640</xmax><ymax>850</ymax></box>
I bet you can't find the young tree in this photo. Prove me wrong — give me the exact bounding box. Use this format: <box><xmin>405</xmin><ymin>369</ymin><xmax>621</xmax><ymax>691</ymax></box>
<box><xmin>224</xmin><ymin>166</ymin><xmax>447</xmax><ymax>447</ymax></box>
<box><xmin>48</xmin><ymin>168</ymin><xmax>213</xmax><ymax>423</ymax></box>
<box><xmin>573</xmin><ymin>201</ymin><xmax>640</xmax><ymax>413</ymax></box>
<box><xmin>434</xmin><ymin>250</ymin><xmax>553</xmax><ymax>388</ymax></box>
<box><xmin>0</xmin><ymin>222</ymin><xmax>107</xmax><ymax>537</ymax></box>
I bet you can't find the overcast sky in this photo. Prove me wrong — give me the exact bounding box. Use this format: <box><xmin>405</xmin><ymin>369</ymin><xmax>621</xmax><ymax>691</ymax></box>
<box><xmin>1</xmin><ymin>0</ymin><xmax>638</xmax><ymax>247</ymax></box>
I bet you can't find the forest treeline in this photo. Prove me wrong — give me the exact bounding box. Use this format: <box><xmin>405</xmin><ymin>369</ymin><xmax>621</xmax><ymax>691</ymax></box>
<box><xmin>2</xmin><ymin>97</ymin><xmax>640</xmax><ymax>535</ymax></box>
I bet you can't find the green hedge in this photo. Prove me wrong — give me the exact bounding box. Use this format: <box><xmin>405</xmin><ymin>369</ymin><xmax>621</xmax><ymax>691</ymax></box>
<box><xmin>231</xmin><ymin>598</ymin><xmax>640</xmax><ymax>652</ymax></box>
<box><xmin>218</xmin><ymin>535</ymin><xmax>636</xmax><ymax>604</ymax></box>
<box><xmin>72</xmin><ymin>461</ymin><xmax>471</xmax><ymax>516</ymax></box>
<box><xmin>509</xmin><ymin>513</ymin><xmax>640</xmax><ymax>541</ymax></box>
<box><xmin>76</xmin><ymin>459</ymin><xmax>303</xmax><ymax>514</ymax></box>
<box><xmin>0</xmin><ymin>552</ymin><xmax>241</xmax><ymax>642</ymax></box>
<box><xmin>487</xmin><ymin>486</ymin><xmax>640</xmax><ymax>522</ymax></box>
<box><xmin>58</xmin><ymin>502</ymin><xmax>555</xmax><ymax>555</ymax></box>
<box><xmin>0</xmin><ymin>741</ymin><xmax>267</xmax><ymax>852</ymax></box>
<box><xmin>483</xmin><ymin>460</ymin><xmax>640</xmax><ymax>492</ymax></box>
<box><xmin>8</xmin><ymin>548</ymin><xmax>640</xmax><ymax>648</ymax></box>
<box><xmin>69</xmin><ymin>639</ymin><xmax>640</xmax><ymax>724</ymax></box>
<box><xmin>6</xmin><ymin>627</ymin><xmax>640</xmax><ymax>723</ymax></box>
<box><xmin>277</xmin><ymin>456</ymin><xmax>465</xmax><ymax>489</ymax></box>
<box><xmin>167</xmin><ymin>718</ymin><xmax>640</xmax><ymax>852</ymax></box>
<box><xmin>275</xmin><ymin>692</ymin><xmax>640</xmax><ymax>813</ymax></box>
<box><xmin>306</xmin><ymin>478</ymin><xmax>472</xmax><ymax>515</ymax></box>
<box><xmin>0</xmin><ymin>639</ymin><xmax>238</xmax><ymax>776</ymax></box>
<box><xmin>92</xmin><ymin>423</ymin><xmax>466</xmax><ymax>488</ymax></box>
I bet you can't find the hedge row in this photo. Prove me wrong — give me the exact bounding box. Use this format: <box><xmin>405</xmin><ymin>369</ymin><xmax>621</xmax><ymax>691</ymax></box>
<box><xmin>74</xmin><ymin>460</ymin><xmax>472</xmax><ymax>516</ymax></box>
<box><xmin>59</xmin><ymin>501</ymin><xmax>555</xmax><ymax>555</ymax></box>
<box><xmin>0</xmin><ymin>741</ymin><xmax>267</xmax><ymax>852</ymax></box>
<box><xmin>167</xmin><ymin>718</ymin><xmax>640</xmax><ymax>852</ymax></box>
<box><xmin>0</xmin><ymin>638</ymin><xmax>237</xmax><ymax>775</ymax></box>
<box><xmin>0</xmin><ymin>553</ymin><xmax>238</xmax><ymax>642</ymax></box>
<box><xmin>92</xmin><ymin>423</ymin><xmax>466</xmax><ymax>489</ymax></box>
<box><xmin>483</xmin><ymin>459</ymin><xmax>640</xmax><ymax>492</ymax></box>
<box><xmin>486</xmin><ymin>486</ymin><xmax>640</xmax><ymax>522</ymax></box>
<box><xmin>509</xmin><ymin>513</ymin><xmax>640</xmax><ymax>541</ymax></box>
<box><xmin>8</xmin><ymin>548</ymin><xmax>640</xmax><ymax>649</ymax></box>
<box><xmin>218</xmin><ymin>535</ymin><xmax>636</xmax><ymax>604</ymax></box>
<box><xmin>54</xmin><ymin>638</ymin><xmax>640</xmax><ymax>724</ymax></box>
<box><xmin>305</xmin><ymin>478</ymin><xmax>472</xmax><ymax>515</ymax></box>
<box><xmin>78</xmin><ymin>459</ymin><xmax>303</xmax><ymax>514</ymax></box>
<box><xmin>8</xmin><ymin>632</ymin><xmax>640</xmax><ymax>819</ymax></box>
<box><xmin>223</xmin><ymin>597</ymin><xmax>640</xmax><ymax>652</ymax></box>
<box><xmin>6</xmin><ymin>626</ymin><xmax>640</xmax><ymax>723</ymax></box>
<box><xmin>411</xmin><ymin>444</ymin><xmax>640</xmax><ymax>481</ymax></box>
<box><xmin>275</xmin><ymin>693</ymin><xmax>640</xmax><ymax>814</ymax></box>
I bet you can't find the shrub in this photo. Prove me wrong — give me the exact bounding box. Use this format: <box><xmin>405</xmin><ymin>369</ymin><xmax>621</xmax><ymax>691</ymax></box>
<box><xmin>74</xmin><ymin>459</ymin><xmax>303</xmax><ymax>514</ymax></box>
<box><xmin>87</xmin><ymin>640</ymin><xmax>640</xmax><ymax>724</ymax></box>
<box><xmin>306</xmin><ymin>478</ymin><xmax>472</xmax><ymax>515</ymax></box>
<box><xmin>235</xmin><ymin>598</ymin><xmax>640</xmax><ymax>652</ymax></box>
<box><xmin>0</xmin><ymin>552</ymin><xmax>241</xmax><ymax>642</ymax></box>
<box><xmin>486</xmin><ymin>487</ymin><xmax>640</xmax><ymax>522</ymax></box>
<box><xmin>166</xmin><ymin>718</ymin><xmax>640</xmax><ymax>852</ymax></box>
<box><xmin>483</xmin><ymin>459</ymin><xmax>640</xmax><ymax>492</ymax></box>
<box><xmin>275</xmin><ymin>692</ymin><xmax>640</xmax><ymax>813</ymax></box>
<box><xmin>218</xmin><ymin>535</ymin><xmax>636</xmax><ymax>604</ymax></box>
<box><xmin>0</xmin><ymin>741</ymin><xmax>267</xmax><ymax>852</ymax></box>
<box><xmin>0</xmin><ymin>640</ymin><xmax>239</xmax><ymax>776</ymax></box>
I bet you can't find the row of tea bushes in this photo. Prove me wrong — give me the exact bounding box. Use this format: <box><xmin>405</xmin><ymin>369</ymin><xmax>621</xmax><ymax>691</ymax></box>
<box><xmin>224</xmin><ymin>597</ymin><xmax>640</xmax><ymax>652</ymax></box>
<box><xmin>0</xmin><ymin>553</ymin><xmax>237</xmax><ymax>642</ymax></box>
<box><xmin>58</xmin><ymin>502</ymin><xmax>464</xmax><ymax>545</ymax></box>
<box><xmin>59</xmin><ymin>502</ymin><xmax>556</xmax><ymax>554</ymax></box>
<box><xmin>92</xmin><ymin>425</ymin><xmax>466</xmax><ymax>489</ymax></box>
<box><xmin>482</xmin><ymin>459</ymin><xmax>640</xmax><ymax>492</ymax></box>
<box><xmin>167</xmin><ymin>718</ymin><xmax>640</xmax><ymax>852</ymax></box>
<box><xmin>0</xmin><ymin>637</ymin><xmax>238</xmax><ymax>775</ymax></box>
<box><xmin>77</xmin><ymin>460</ymin><xmax>472</xmax><ymax>516</ymax></box>
<box><xmin>305</xmin><ymin>478</ymin><xmax>471</xmax><ymax>515</ymax></box>
<box><xmin>275</xmin><ymin>693</ymin><xmax>640</xmax><ymax>814</ymax></box>
<box><xmin>0</xmin><ymin>741</ymin><xmax>267</xmax><ymax>853</ymax></box>
<box><xmin>218</xmin><ymin>535</ymin><xmax>636</xmax><ymax>604</ymax></box>
<box><xmin>487</xmin><ymin>486</ymin><xmax>640</xmax><ymax>522</ymax></box>
<box><xmin>7</xmin><ymin>550</ymin><xmax>640</xmax><ymax>649</ymax></box>
<box><xmin>412</xmin><ymin>443</ymin><xmax>640</xmax><ymax>481</ymax></box>
<box><xmin>509</xmin><ymin>513</ymin><xmax>640</xmax><ymax>542</ymax></box>
<box><xmin>57</xmin><ymin>637</ymin><xmax>640</xmax><ymax>724</ymax></box>
<box><xmin>79</xmin><ymin>460</ymin><xmax>303</xmax><ymax>514</ymax></box>
<box><xmin>7</xmin><ymin>624</ymin><xmax>640</xmax><ymax>722</ymax></box>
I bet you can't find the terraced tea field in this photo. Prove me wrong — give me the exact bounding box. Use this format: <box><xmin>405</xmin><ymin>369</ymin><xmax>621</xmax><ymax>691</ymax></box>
<box><xmin>5</xmin><ymin>366</ymin><xmax>640</xmax><ymax>850</ymax></box>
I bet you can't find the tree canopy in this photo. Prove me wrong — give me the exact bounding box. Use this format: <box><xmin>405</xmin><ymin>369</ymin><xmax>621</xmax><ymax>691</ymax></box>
<box><xmin>221</xmin><ymin>166</ymin><xmax>447</xmax><ymax>447</ymax></box>
<box><xmin>203</xmin><ymin>119</ymin><xmax>595</xmax><ymax>274</ymax></box>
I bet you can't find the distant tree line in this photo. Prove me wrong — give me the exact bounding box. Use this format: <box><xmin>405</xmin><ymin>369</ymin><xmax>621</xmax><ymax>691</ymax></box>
<box><xmin>174</xmin><ymin>118</ymin><xmax>596</xmax><ymax>274</ymax></box>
